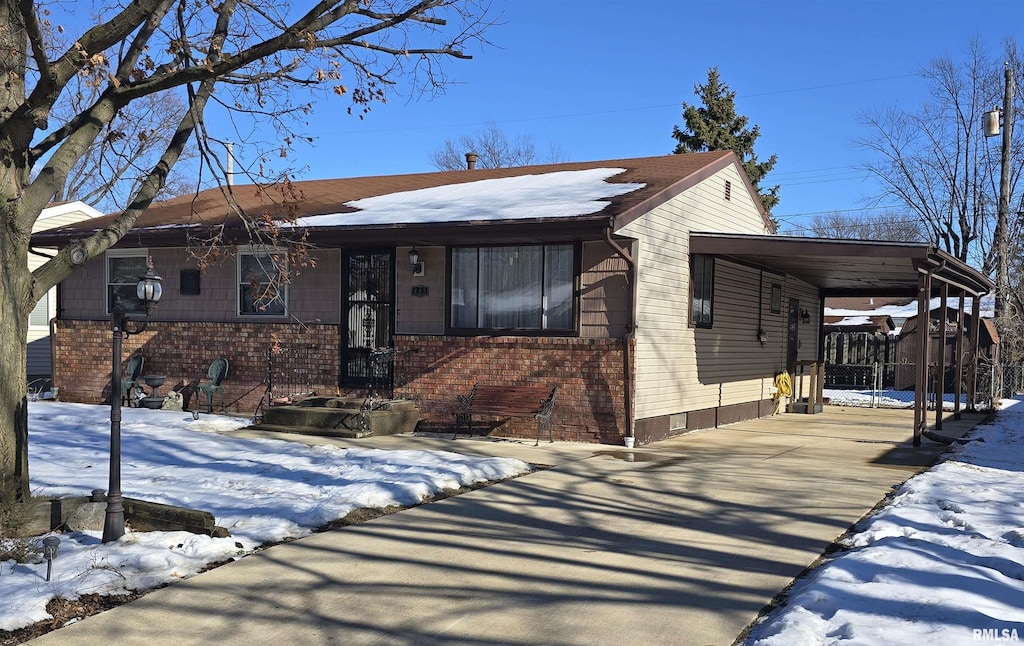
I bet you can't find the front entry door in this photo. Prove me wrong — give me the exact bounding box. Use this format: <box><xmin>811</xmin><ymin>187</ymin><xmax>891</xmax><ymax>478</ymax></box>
<box><xmin>342</xmin><ymin>250</ymin><xmax>394</xmax><ymax>386</ymax></box>
<box><xmin>787</xmin><ymin>298</ymin><xmax>800</xmax><ymax>370</ymax></box>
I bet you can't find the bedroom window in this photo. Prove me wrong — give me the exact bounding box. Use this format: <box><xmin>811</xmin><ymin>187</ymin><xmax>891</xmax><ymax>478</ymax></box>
<box><xmin>238</xmin><ymin>249</ymin><xmax>287</xmax><ymax>316</ymax></box>
<box><xmin>690</xmin><ymin>254</ymin><xmax>714</xmax><ymax>327</ymax></box>
<box><xmin>450</xmin><ymin>244</ymin><xmax>574</xmax><ymax>331</ymax></box>
<box><xmin>106</xmin><ymin>250</ymin><xmax>149</xmax><ymax>314</ymax></box>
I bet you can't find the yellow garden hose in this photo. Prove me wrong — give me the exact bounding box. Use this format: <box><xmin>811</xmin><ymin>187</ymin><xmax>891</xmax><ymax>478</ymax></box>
<box><xmin>773</xmin><ymin>372</ymin><xmax>793</xmax><ymax>414</ymax></box>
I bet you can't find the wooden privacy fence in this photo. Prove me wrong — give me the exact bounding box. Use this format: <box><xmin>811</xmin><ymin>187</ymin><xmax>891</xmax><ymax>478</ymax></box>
<box><xmin>823</xmin><ymin>332</ymin><xmax>897</xmax><ymax>367</ymax></box>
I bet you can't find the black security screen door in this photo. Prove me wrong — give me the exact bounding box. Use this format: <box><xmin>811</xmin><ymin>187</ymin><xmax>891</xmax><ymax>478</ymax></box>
<box><xmin>342</xmin><ymin>250</ymin><xmax>394</xmax><ymax>386</ymax></box>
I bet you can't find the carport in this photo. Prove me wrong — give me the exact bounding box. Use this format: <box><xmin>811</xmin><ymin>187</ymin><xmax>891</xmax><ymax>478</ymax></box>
<box><xmin>689</xmin><ymin>232</ymin><xmax>994</xmax><ymax>445</ymax></box>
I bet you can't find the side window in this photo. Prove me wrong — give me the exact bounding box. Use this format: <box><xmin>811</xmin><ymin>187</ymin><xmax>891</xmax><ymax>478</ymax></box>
<box><xmin>690</xmin><ymin>254</ymin><xmax>714</xmax><ymax>328</ymax></box>
<box><xmin>238</xmin><ymin>249</ymin><xmax>287</xmax><ymax>316</ymax></box>
<box><xmin>107</xmin><ymin>251</ymin><xmax>149</xmax><ymax>313</ymax></box>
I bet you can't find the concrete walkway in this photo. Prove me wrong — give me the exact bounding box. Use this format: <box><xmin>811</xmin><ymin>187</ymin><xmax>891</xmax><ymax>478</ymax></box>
<box><xmin>30</xmin><ymin>407</ymin><xmax>985</xmax><ymax>646</ymax></box>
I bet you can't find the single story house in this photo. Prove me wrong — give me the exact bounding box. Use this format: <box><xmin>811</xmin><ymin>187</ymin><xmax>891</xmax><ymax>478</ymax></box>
<box><xmin>34</xmin><ymin>152</ymin><xmax>992</xmax><ymax>445</ymax></box>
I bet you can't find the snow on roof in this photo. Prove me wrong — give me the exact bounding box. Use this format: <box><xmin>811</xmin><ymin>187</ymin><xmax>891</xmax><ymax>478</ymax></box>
<box><xmin>826</xmin><ymin>295</ymin><xmax>995</xmax><ymax>319</ymax></box>
<box><xmin>828</xmin><ymin>316</ymin><xmax>873</xmax><ymax>327</ymax></box>
<box><xmin>292</xmin><ymin>168</ymin><xmax>646</xmax><ymax>227</ymax></box>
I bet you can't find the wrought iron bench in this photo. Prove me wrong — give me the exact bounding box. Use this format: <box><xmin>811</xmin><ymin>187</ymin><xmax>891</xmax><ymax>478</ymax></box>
<box><xmin>455</xmin><ymin>384</ymin><xmax>559</xmax><ymax>446</ymax></box>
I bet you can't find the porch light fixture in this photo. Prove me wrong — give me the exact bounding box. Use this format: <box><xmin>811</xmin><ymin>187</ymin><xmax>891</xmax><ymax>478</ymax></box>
<box><xmin>800</xmin><ymin>309</ymin><xmax>811</xmax><ymax>324</ymax></box>
<box><xmin>757</xmin><ymin>328</ymin><xmax>768</xmax><ymax>345</ymax></box>
<box><xmin>409</xmin><ymin>247</ymin><xmax>424</xmax><ymax>276</ymax></box>
<box><xmin>103</xmin><ymin>256</ymin><xmax>163</xmax><ymax>544</ymax></box>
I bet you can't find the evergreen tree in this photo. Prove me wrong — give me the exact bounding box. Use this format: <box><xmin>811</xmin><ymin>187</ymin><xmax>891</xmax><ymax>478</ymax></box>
<box><xmin>672</xmin><ymin>67</ymin><xmax>780</xmax><ymax>218</ymax></box>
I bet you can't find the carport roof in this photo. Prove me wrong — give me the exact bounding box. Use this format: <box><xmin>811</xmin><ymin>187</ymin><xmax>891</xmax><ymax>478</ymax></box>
<box><xmin>689</xmin><ymin>232</ymin><xmax>992</xmax><ymax>298</ymax></box>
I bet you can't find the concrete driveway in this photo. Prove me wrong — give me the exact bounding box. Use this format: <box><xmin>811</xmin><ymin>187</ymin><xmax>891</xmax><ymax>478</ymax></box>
<box><xmin>29</xmin><ymin>407</ymin><xmax>981</xmax><ymax>645</ymax></box>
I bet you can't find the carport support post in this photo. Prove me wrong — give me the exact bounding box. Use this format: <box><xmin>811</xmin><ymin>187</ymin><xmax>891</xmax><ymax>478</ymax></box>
<box><xmin>967</xmin><ymin>295</ymin><xmax>981</xmax><ymax>410</ymax></box>
<box><xmin>934</xmin><ymin>282</ymin><xmax>948</xmax><ymax>431</ymax></box>
<box><xmin>954</xmin><ymin>290</ymin><xmax>965</xmax><ymax>420</ymax></box>
<box><xmin>914</xmin><ymin>271</ymin><xmax>931</xmax><ymax>446</ymax></box>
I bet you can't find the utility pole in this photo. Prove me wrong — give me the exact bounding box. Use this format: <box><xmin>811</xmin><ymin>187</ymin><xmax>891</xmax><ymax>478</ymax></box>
<box><xmin>989</xmin><ymin>63</ymin><xmax>1014</xmax><ymax>340</ymax></box>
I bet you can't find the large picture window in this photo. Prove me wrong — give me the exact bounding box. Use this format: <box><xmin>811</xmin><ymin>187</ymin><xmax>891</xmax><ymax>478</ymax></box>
<box><xmin>451</xmin><ymin>244</ymin><xmax>575</xmax><ymax>331</ymax></box>
<box><xmin>690</xmin><ymin>253</ymin><xmax>714</xmax><ymax>327</ymax></box>
<box><xmin>106</xmin><ymin>250</ymin><xmax>149</xmax><ymax>313</ymax></box>
<box><xmin>238</xmin><ymin>249</ymin><xmax>287</xmax><ymax>316</ymax></box>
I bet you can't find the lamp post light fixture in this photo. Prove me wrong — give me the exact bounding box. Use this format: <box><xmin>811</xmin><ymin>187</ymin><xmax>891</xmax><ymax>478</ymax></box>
<box><xmin>102</xmin><ymin>256</ymin><xmax>162</xmax><ymax>544</ymax></box>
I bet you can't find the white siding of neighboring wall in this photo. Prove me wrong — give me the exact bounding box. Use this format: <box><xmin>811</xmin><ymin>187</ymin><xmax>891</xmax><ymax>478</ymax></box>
<box><xmin>28</xmin><ymin>203</ymin><xmax>104</xmax><ymax>378</ymax></box>
<box><xmin>617</xmin><ymin>163</ymin><xmax>821</xmax><ymax>422</ymax></box>
<box><xmin>26</xmin><ymin>247</ymin><xmax>54</xmax><ymax>379</ymax></box>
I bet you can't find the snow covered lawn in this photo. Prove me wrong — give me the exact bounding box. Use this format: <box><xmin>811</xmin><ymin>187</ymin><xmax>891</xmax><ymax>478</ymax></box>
<box><xmin>1</xmin><ymin>402</ymin><xmax>531</xmax><ymax>632</ymax></box>
<box><xmin>742</xmin><ymin>399</ymin><xmax>1024</xmax><ymax>645</ymax></box>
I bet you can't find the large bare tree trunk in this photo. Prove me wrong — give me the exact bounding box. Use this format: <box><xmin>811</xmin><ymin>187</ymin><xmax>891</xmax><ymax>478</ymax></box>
<box><xmin>0</xmin><ymin>211</ymin><xmax>32</xmax><ymax>502</ymax></box>
<box><xmin>0</xmin><ymin>1</ymin><xmax>32</xmax><ymax>501</ymax></box>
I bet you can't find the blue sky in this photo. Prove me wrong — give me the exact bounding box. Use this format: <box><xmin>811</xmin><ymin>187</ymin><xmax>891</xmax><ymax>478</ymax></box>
<box><xmin>210</xmin><ymin>1</ymin><xmax>1023</xmax><ymax>234</ymax></box>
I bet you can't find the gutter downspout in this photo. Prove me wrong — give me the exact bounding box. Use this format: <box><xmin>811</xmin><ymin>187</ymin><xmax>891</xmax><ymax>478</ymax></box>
<box><xmin>604</xmin><ymin>223</ymin><xmax>636</xmax><ymax>445</ymax></box>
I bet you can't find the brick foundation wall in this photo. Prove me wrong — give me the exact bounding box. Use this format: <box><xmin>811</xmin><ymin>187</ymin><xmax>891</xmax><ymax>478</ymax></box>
<box><xmin>53</xmin><ymin>320</ymin><xmax>341</xmax><ymax>412</ymax></box>
<box><xmin>53</xmin><ymin>321</ymin><xmax>630</xmax><ymax>444</ymax></box>
<box><xmin>393</xmin><ymin>335</ymin><xmax>629</xmax><ymax>444</ymax></box>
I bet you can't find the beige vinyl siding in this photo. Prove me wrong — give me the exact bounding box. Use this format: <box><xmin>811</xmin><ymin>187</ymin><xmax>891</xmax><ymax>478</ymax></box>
<box><xmin>674</xmin><ymin>164</ymin><xmax>767</xmax><ymax>233</ymax></box>
<box><xmin>617</xmin><ymin>164</ymin><xmax>802</xmax><ymax>421</ymax></box>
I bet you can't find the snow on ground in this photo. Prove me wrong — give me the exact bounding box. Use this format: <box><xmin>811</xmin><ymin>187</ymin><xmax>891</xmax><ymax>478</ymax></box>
<box><xmin>0</xmin><ymin>402</ymin><xmax>531</xmax><ymax>632</ymax></box>
<box><xmin>824</xmin><ymin>387</ymin><xmax>969</xmax><ymax>409</ymax></box>
<box><xmin>742</xmin><ymin>398</ymin><xmax>1024</xmax><ymax>645</ymax></box>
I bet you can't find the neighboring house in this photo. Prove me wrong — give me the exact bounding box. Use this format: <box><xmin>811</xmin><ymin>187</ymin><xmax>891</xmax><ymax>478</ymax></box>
<box><xmin>823</xmin><ymin>315</ymin><xmax>896</xmax><ymax>336</ymax></box>
<box><xmin>895</xmin><ymin>306</ymin><xmax>1000</xmax><ymax>391</ymax></box>
<box><xmin>27</xmin><ymin>201</ymin><xmax>104</xmax><ymax>387</ymax></box>
<box><xmin>33</xmin><ymin>152</ymin><xmax>992</xmax><ymax>445</ymax></box>
<box><xmin>826</xmin><ymin>296</ymin><xmax>916</xmax><ymax>332</ymax></box>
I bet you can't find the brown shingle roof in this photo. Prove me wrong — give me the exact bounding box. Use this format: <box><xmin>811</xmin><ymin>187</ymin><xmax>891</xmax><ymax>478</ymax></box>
<box><xmin>35</xmin><ymin>151</ymin><xmax>764</xmax><ymax>245</ymax></box>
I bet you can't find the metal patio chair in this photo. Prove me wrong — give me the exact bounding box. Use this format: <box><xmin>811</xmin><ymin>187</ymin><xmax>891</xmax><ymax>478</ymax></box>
<box><xmin>198</xmin><ymin>358</ymin><xmax>229</xmax><ymax>413</ymax></box>
<box><xmin>120</xmin><ymin>355</ymin><xmax>145</xmax><ymax>406</ymax></box>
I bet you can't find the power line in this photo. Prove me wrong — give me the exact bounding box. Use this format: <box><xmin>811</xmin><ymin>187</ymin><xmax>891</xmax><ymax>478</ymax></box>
<box><xmin>326</xmin><ymin>74</ymin><xmax>919</xmax><ymax>135</ymax></box>
<box><xmin>775</xmin><ymin>205</ymin><xmax>904</xmax><ymax>218</ymax></box>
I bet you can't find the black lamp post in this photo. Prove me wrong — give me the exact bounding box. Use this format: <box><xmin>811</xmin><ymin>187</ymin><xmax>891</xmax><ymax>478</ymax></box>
<box><xmin>102</xmin><ymin>256</ymin><xmax>162</xmax><ymax>544</ymax></box>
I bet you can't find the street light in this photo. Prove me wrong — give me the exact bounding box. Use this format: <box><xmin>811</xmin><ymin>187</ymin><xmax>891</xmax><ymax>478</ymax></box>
<box><xmin>102</xmin><ymin>256</ymin><xmax>162</xmax><ymax>544</ymax></box>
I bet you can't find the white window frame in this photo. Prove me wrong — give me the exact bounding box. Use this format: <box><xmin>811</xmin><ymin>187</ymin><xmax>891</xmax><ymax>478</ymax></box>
<box><xmin>105</xmin><ymin>249</ymin><xmax>149</xmax><ymax>315</ymax></box>
<box><xmin>237</xmin><ymin>246</ymin><xmax>289</xmax><ymax>318</ymax></box>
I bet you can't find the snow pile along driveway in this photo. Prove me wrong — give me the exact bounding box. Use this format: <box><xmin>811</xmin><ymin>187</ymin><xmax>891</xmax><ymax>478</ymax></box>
<box><xmin>1</xmin><ymin>403</ymin><xmax>531</xmax><ymax>632</ymax></box>
<box><xmin>743</xmin><ymin>399</ymin><xmax>1024</xmax><ymax>645</ymax></box>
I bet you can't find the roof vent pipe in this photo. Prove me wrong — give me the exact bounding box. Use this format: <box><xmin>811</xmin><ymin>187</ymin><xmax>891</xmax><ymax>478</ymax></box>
<box><xmin>465</xmin><ymin>151</ymin><xmax>478</xmax><ymax>170</ymax></box>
